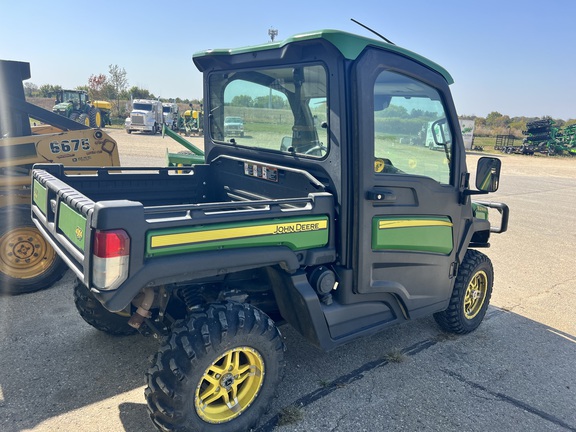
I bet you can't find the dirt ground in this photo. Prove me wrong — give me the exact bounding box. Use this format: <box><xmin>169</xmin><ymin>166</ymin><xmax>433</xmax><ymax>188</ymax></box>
<box><xmin>105</xmin><ymin>128</ymin><xmax>204</xmax><ymax>167</ymax></box>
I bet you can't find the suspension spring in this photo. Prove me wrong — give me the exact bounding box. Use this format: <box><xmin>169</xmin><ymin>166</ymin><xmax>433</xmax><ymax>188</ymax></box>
<box><xmin>180</xmin><ymin>286</ymin><xmax>205</xmax><ymax>310</ymax></box>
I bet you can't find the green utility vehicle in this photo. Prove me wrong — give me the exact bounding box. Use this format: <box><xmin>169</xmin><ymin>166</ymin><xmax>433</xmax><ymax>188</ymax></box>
<box><xmin>31</xmin><ymin>30</ymin><xmax>508</xmax><ymax>432</ymax></box>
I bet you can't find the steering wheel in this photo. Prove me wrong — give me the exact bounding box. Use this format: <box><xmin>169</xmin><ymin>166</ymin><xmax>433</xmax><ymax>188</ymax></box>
<box><xmin>304</xmin><ymin>143</ymin><xmax>327</xmax><ymax>156</ymax></box>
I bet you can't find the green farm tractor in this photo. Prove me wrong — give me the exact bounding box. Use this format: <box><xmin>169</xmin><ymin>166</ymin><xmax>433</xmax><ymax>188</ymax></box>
<box><xmin>52</xmin><ymin>89</ymin><xmax>111</xmax><ymax>128</ymax></box>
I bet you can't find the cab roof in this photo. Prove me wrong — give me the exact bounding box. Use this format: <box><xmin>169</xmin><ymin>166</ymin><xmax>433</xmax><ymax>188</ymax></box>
<box><xmin>193</xmin><ymin>29</ymin><xmax>453</xmax><ymax>84</ymax></box>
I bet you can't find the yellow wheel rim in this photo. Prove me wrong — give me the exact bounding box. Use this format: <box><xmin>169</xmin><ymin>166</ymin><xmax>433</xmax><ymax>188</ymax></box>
<box><xmin>84</xmin><ymin>115</ymin><xmax>90</xmax><ymax>126</ymax></box>
<box><xmin>0</xmin><ymin>227</ymin><xmax>57</xmax><ymax>279</ymax></box>
<box><xmin>95</xmin><ymin>111</ymin><xmax>102</xmax><ymax>127</ymax></box>
<box><xmin>463</xmin><ymin>270</ymin><xmax>488</xmax><ymax>319</ymax></box>
<box><xmin>195</xmin><ymin>346</ymin><xmax>264</xmax><ymax>424</ymax></box>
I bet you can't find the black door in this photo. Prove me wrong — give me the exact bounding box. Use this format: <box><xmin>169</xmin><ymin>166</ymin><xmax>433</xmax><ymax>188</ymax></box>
<box><xmin>352</xmin><ymin>49</ymin><xmax>468</xmax><ymax>316</ymax></box>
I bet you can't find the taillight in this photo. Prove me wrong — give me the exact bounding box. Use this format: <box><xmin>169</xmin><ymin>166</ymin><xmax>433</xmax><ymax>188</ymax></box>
<box><xmin>92</xmin><ymin>229</ymin><xmax>130</xmax><ymax>290</ymax></box>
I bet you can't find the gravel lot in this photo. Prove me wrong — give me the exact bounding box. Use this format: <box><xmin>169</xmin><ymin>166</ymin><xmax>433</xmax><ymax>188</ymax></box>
<box><xmin>106</xmin><ymin>128</ymin><xmax>205</xmax><ymax>167</ymax></box>
<box><xmin>0</xmin><ymin>129</ymin><xmax>575</xmax><ymax>432</ymax></box>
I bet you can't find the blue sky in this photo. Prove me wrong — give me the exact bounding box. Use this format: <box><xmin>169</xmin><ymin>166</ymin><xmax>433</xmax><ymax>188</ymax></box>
<box><xmin>2</xmin><ymin>0</ymin><xmax>575</xmax><ymax>120</ymax></box>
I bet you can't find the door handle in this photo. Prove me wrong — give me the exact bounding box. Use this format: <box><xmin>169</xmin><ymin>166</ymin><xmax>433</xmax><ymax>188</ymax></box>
<box><xmin>366</xmin><ymin>190</ymin><xmax>396</xmax><ymax>202</ymax></box>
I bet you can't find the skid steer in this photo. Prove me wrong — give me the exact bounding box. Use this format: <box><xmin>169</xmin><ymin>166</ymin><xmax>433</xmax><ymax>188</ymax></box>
<box><xmin>0</xmin><ymin>59</ymin><xmax>120</xmax><ymax>295</ymax></box>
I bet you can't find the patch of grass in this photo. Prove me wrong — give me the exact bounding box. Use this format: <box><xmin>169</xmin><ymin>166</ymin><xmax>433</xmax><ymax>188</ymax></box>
<box><xmin>384</xmin><ymin>349</ymin><xmax>407</xmax><ymax>363</ymax></box>
<box><xmin>278</xmin><ymin>404</ymin><xmax>304</xmax><ymax>426</ymax></box>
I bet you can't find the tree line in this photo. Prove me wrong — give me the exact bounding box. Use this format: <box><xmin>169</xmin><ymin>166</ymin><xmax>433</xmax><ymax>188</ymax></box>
<box><xmin>24</xmin><ymin>64</ymin><xmax>201</xmax><ymax>118</ymax></box>
<box><xmin>462</xmin><ymin>111</ymin><xmax>576</xmax><ymax>137</ymax></box>
<box><xmin>23</xmin><ymin>70</ymin><xmax>574</xmax><ymax>135</ymax></box>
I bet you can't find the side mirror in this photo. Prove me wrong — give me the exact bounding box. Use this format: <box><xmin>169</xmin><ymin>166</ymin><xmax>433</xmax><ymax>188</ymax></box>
<box><xmin>475</xmin><ymin>157</ymin><xmax>501</xmax><ymax>192</ymax></box>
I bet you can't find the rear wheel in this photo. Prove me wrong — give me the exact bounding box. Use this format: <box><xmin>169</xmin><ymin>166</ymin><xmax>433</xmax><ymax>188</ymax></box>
<box><xmin>434</xmin><ymin>249</ymin><xmax>493</xmax><ymax>334</ymax></box>
<box><xmin>146</xmin><ymin>302</ymin><xmax>285</xmax><ymax>432</ymax></box>
<box><xmin>89</xmin><ymin>107</ymin><xmax>103</xmax><ymax>128</ymax></box>
<box><xmin>0</xmin><ymin>205</ymin><xmax>68</xmax><ymax>295</ymax></box>
<box><xmin>73</xmin><ymin>278</ymin><xmax>136</xmax><ymax>335</ymax></box>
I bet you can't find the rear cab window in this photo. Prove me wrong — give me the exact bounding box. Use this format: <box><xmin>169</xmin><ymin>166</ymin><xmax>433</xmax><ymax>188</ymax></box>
<box><xmin>208</xmin><ymin>65</ymin><xmax>329</xmax><ymax>158</ymax></box>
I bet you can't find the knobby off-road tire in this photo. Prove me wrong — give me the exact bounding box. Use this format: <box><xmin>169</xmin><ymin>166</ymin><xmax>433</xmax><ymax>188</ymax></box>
<box><xmin>89</xmin><ymin>107</ymin><xmax>103</xmax><ymax>128</ymax></box>
<box><xmin>0</xmin><ymin>205</ymin><xmax>68</xmax><ymax>295</ymax></box>
<box><xmin>434</xmin><ymin>249</ymin><xmax>494</xmax><ymax>334</ymax></box>
<box><xmin>73</xmin><ymin>278</ymin><xmax>136</xmax><ymax>336</ymax></box>
<box><xmin>146</xmin><ymin>302</ymin><xmax>285</xmax><ymax>432</ymax></box>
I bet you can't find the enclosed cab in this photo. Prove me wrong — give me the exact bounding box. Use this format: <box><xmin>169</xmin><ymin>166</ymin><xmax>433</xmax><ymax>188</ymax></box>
<box><xmin>125</xmin><ymin>99</ymin><xmax>163</xmax><ymax>134</ymax></box>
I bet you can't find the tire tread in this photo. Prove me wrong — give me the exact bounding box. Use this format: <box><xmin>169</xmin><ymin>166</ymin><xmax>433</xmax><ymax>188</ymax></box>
<box><xmin>434</xmin><ymin>249</ymin><xmax>493</xmax><ymax>334</ymax></box>
<box><xmin>146</xmin><ymin>301</ymin><xmax>285</xmax><ymax>432</ymax></box>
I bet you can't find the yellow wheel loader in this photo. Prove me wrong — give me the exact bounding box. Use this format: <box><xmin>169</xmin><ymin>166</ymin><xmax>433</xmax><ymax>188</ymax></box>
<box><xmin>0</xmin><ymin>59</ymin><xmax>120</xmax><ymax>295</ymax></box>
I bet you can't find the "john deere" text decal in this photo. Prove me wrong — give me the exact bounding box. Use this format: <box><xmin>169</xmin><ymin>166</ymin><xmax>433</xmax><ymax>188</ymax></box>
<box><xmin>147</xmin><ymin>216</ymin><xmax>329</xmax><ymax>258</ymax></box>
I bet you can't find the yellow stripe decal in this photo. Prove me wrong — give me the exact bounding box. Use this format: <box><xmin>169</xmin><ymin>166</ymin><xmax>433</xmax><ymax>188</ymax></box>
<box><xmin>378</xmin><ymin>219</ymin><xmax>453</xmax><ymax>230</ymax></box>
<box><xmin>150</xmin><ymin>219</ymin><xmax>328</xmax><ymax>249</ymax></box>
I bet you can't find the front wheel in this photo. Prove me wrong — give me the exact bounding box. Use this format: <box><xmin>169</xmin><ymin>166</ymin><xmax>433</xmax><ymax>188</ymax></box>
<box><xmin>146</xmin><ymin>302</ymin><xmax>285</xmax><ymax>432</ymax></box>
<box><xmin>434</xmin><ymin>249</ymin><xmax>493</xmax><ymax>334</ymax></box>
<box><xmin>78</xmin><ymin>113</ymin><xmax>90</xmax><ymax>126</ymax></box>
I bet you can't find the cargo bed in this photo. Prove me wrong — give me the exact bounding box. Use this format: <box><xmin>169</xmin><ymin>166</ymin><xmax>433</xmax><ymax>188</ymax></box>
<box><xmin>31</xmin><ymin>156</ymin><xmax>336</xmax><ymax>310</ymax></box>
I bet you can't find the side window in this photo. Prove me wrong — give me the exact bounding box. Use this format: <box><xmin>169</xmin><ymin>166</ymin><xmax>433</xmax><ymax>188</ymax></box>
<box><xmin>373</xmin><ymin>71</ymin><xmax>452</xmax><ymax>184</ymax></box>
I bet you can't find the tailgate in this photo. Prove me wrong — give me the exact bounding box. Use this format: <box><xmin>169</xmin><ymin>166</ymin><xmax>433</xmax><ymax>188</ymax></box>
<box><xmin>31</xmin><ymin>166</ymin><xmax>95</xmax><ymax>280</ymax></box>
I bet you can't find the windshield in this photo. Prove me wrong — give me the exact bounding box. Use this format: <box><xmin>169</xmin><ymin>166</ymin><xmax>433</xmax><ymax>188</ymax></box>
<box><xmin>134</xmin><ymin>103</ymin><xmax>153</xmax><ymax>111</ymax></box>
<box><xmin>208</xmin><ymin>64</ymin><xmax>328</xmax><ymax>158</ymax></box>
<box><xmin>61</xmin><ymin>91</ymin><xmax>81</xmax><ymax>104</ymax></box>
